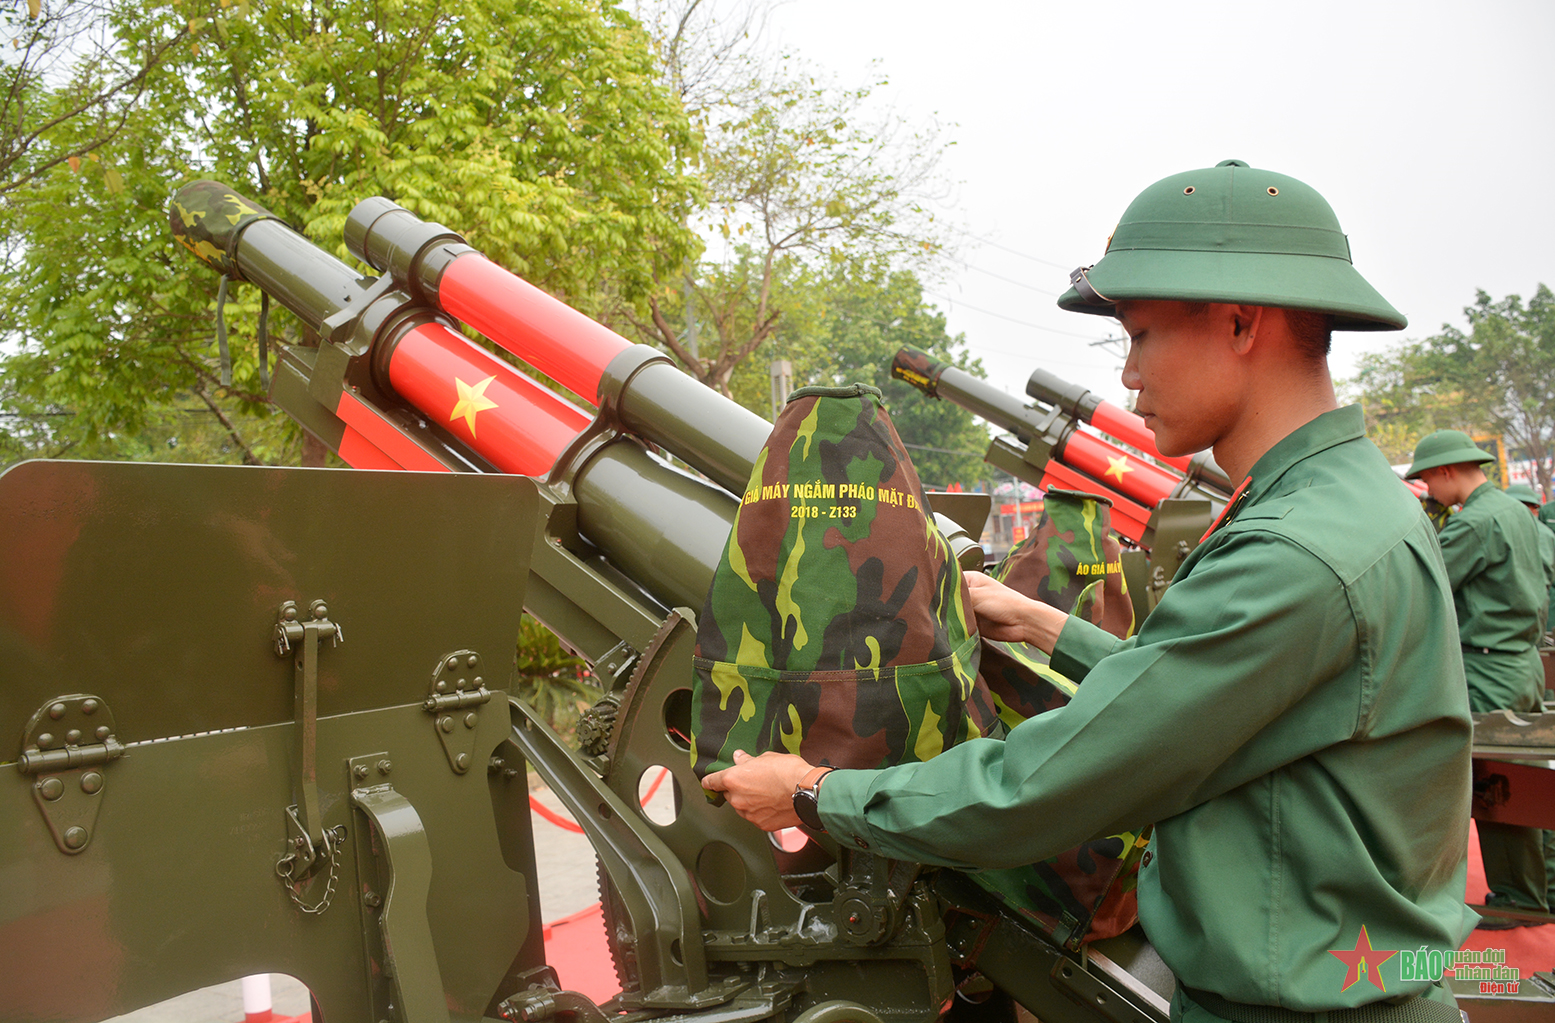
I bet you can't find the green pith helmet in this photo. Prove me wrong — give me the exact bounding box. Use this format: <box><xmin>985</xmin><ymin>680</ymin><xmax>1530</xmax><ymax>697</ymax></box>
<box><xmin>1404</xmin><ymin>429</ymin><xmax>1495</xmax><ymax>479</ymax></box>
<box><xmin>1506</xmin><ymin>483</ymin><xmax>1543</xmax><ymax>508</ymax></box>
<box><xmin>1058</xmin><ymin>160</ymin><xmax>1406</xmax><ymax>331</ymax></box>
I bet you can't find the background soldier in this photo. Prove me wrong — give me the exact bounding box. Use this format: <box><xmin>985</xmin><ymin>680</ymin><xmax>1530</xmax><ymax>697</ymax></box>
<box><xmin>1507</xmin><ymin>483</ymin><xmax>1555</xmax><ymax>638</ymax></box>
<box><xmin>1408</xmin><ymin>435</ymin><xmax>1549</xmax><ymax>926</ymax></box>
<box><xmin>706</xmin><ymin>160</ymin><xmax>1473</xmax><ymax>1022</ymax></box>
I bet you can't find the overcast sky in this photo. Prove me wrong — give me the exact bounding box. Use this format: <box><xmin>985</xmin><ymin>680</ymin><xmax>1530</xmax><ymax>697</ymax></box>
<box><xmin>764</xmin><ymin>0</ymin><xmax>1555</xmax><ymax>407</ymax></box>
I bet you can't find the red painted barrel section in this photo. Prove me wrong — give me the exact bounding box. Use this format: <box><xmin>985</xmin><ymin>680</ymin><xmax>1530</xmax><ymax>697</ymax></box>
<box><xmin>386</xmin><ymin>322</ymin><xmax>592</xmax><ymax>475</ymax></box>
<box><xmin>1091</xmin><ymin>401</ymin><xmax>1193</xmax><ymax>473</ymax></box>
<box><xmin>436</xmin><ymin>254</ymin><xmax>632</xmax><ymax>404</ymax></box>
<box><xmin>1061</xmin><ymin>430</ymin><xmax>1182</xmax><ymax>509</ymax></box>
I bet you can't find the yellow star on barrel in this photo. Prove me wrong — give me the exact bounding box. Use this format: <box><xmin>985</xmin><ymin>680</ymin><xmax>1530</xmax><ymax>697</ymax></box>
<box><xmin>450</xmin><ymin>375</ymin><xmax>499</xmax><ymax>439</ymax></box>
<box><xmin>1104</xmin><ymin>455</ymin><xmax>1133</xmax><ymax>484</ymax></box>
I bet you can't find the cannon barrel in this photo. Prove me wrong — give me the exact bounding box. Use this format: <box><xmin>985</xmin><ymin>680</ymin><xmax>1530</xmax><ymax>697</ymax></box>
<box><xmin>170</xmin><ymin>181</ymin><xmax>742</xmax><ymax>610</ymax></box>
<box><xmin>890</xmin><ymin>346</ymin><xmax>1224</xmax><ymax>528</ymax></box>
<box><xmin>169</xmin><ymin>181</ymin><xmax>591</xmax><ymax>475</ymax></box>
<box><xmin>343</xmin><ymin>196</ymin><xmax>772</xmax><ymax>498</ymax></box>
<box><xmin>1024</xmin><ymin>367</ymin><xmax>1234</xmax><ymax>497</ymax></box>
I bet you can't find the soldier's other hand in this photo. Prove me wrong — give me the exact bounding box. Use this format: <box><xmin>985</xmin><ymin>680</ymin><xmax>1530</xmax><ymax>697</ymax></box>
<box><xmin>701</xmin><ymin>749</ymin><xmax>810</xmax><ymax>831</ymax></box>
<box><xmin>966</xmin><ymin>570</ymin><xmax>1069</xmax><ymax>652</ymax></box>
<box><xmin>965</xmin><ymin>571</ymin><xmax>1032</xmax><ymax>642</ymax></box>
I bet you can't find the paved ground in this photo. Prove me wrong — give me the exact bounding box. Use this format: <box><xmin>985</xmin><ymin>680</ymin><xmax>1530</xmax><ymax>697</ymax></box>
<box><xmin>102</xmin><ymin>777</ymin><xmax>642</xmax><ymax>1023</ymax></box>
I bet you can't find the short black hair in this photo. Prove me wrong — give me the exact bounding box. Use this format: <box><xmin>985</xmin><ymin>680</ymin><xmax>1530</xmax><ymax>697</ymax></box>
<box><xmin>1178</xmin><ymin>303</ymin><xmax>1331</xmax><ymax>359</ymax></box>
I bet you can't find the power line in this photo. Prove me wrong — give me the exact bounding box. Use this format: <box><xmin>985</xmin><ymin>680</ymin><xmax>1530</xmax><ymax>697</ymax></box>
<box><xmin>956</xmin><ymin>230</ymin><xmax>1075</xmax><ymax>272</ymax></box>
<box><xmin>921</xmin><ymin>289</ymin><xmax>1108</xmax><ymax>341</ymax></box>
<box><xmin>959</xmin><ymin>261</ymin><xmax>1064</xmax><ymax>297</ymax></box>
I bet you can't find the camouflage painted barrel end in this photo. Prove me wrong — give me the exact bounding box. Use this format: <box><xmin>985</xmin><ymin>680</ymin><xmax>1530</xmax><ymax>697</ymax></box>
<box><xmin>890</xmin><ymin>346</ymin><xmax>950</xmax><ymax>397</ymax></box>
<box><xmin>169</xmin><ymin>180</ymin><xmax>283</xmax><ymax>278</ymax></box>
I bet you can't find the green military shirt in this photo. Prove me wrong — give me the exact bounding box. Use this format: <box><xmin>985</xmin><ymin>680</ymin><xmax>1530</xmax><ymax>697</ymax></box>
<box><xmin>1536</xmin><ymin>518</ymin><xmax>1555</xmax><ymax>636</ymax></box>
<box><xmin>1543</xmin><ymin>503</ymin><xmax>1555</xmax><ymax>634</ymax></box>
<box><xmin>1436</xmin><ymin>482</ymin><xmax>1546</xmax><ymax>711</ymax></box>
<box><xmin>820</xmin><ymin>405</ymin><xmax>1474</xmax><ymax>1014</ymax></box>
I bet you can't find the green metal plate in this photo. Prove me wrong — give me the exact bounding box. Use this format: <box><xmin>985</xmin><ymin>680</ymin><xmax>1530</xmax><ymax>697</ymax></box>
<box><xmin>0</xmin><ymin>460</ymin><xmax>534</xmax><ymax>744</ymax></box>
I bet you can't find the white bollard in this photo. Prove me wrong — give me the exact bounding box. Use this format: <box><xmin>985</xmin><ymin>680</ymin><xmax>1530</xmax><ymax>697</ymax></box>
<box><xmin>241</xmin><ymin>974</ymin><xmax>274</xmax><ymax>1023</ymax></box>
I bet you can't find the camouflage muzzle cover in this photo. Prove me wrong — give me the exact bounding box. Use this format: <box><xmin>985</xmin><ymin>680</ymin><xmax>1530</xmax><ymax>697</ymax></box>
<box><xmin>690</xmin><ymin>383</ymin><xmax>1001</xmax><ymax>777</ymax></box>
<box><xmin>169</xmin><ymin>180</ymin><xmax>284</xmax><ymax>279</ymax></box>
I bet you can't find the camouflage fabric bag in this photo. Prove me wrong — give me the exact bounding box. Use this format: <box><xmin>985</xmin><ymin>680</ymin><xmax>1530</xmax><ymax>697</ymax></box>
<box><xmin>981</xmin><ymin>488</ymin><xmax>1133</xmax><ymax>728</ymax></box>
<box><xmin>691</xmin><ymin>384</ymin><xmax>1001</xmax><ymax>777</ymax></box>
<box><xmin>972</xmin><ymin>487</ymin><xmax>1147</xmax><ymax>946</ymax></box>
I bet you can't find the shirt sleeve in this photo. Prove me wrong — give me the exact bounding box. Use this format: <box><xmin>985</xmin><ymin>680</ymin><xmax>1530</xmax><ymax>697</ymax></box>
<box><xmin>818</xmin><ymin>528</ymin><xmax>1360</xmax><ymax>869</ymax></box>
<box><xmin>1049</xmin><ymin>617</ymin><xmax>1134</xmax><ymax>681</ymax></box>
<box><xmin>1436</xmin><ymin>514</ymin><xmax>1487</xmax><ymax>589</ymax></box>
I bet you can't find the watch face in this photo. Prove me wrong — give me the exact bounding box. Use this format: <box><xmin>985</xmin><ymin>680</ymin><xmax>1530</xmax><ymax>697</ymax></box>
<box><xmin>793</xmin><ymin>788</ymin><xmax>825</xmax><ymax>832</ymax></box>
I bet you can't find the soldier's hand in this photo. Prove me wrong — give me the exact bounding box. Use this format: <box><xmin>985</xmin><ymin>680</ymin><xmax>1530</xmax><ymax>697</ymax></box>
<box><xmin>701</xmin><ymin>749</ymin><xmax>811</xmax><ymax>831</ymax></box>
<box><xmin>966</xmin><ymin>570</ymin><xmax>1068</xmax><ymax>652</ymax></box>
<box><xmin>965</xmin><ymin>571</ymin><xmax>1032</xmax><ymax>641</ymax></box>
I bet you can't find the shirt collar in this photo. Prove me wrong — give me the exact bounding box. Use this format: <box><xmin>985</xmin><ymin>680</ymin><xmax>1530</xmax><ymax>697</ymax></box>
<box><xmin>1241</xmin><ymin>404</ymin><xmax>1366</xmax><ymax>503</ymax></box>
<box><xmin>1461</xmin><ymin>481</ymin><xmax>1495</xmax><ymax>508</ymax></box>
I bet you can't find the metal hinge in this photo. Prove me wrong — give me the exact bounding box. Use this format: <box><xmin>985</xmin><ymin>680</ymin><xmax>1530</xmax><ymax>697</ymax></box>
<box><xmin>18</xmin><ymin>694</ymin><xmax>123</xmax><ymax>854</ymax></box>
<box><xmin>424</xmin><ymin>649</ymin><xmax>490</xmax><ymax>773</ymax></box>
<box><xmin>273</xmin><ymin>599</ymin><xmax>342</xmax><ymax>889</ymax></box>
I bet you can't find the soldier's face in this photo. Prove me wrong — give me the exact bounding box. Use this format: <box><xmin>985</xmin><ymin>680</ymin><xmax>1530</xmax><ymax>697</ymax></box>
<box><xmin>1116</xmin><ymin>301</ymin><xmax>1244</xmax><ymax>458</ymax></box>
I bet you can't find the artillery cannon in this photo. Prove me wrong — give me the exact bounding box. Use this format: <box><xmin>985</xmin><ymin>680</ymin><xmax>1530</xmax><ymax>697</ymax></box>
<box><xmin>0</xmin><ymin>183</ymin><xmax>1176</xmax><ymax>1023</ymax></box>
<box><xmin>12</xmin><ymin>182</ymin><xmax>1537</xmax><ymax>1023</ymax></box>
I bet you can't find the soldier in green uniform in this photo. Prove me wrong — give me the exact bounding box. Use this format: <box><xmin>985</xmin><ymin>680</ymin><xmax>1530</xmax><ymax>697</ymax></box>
<box><xmin>1507</xmin><ymin>483</ymin><xmax>1555</xmax><ymax>637</ymax></box>
<box><xmin>705</xmin><ymin>160</ymin><xmax>1474</xmax><ymax>1022</ymax></box>
<box><xmin>1407</xmin><ymin>434</ymin><xmax>1549</xmax><ymax>925</ymax></box>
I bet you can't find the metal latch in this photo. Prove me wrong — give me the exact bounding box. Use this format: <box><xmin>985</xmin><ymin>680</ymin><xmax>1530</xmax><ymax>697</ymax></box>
<box><xmin>274</xmin><ymin>599</ymin><xmax>342</xmax><ymax>885</ymax></box>
<box><xmin>425</xmin><ymin>650</ymin><xmax>490</xmax><ymax>773</ymax></box>
<box><xmin>18</xmin><ymin>694</ymin><xmax>123</xmax><ymax>854</ymax></box>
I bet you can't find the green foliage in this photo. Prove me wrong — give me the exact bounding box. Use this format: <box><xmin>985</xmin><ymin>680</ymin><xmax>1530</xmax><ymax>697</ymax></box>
<box><xmin>631</xmin><ymin>53</ymin><xmax>952</xmax><ymax>396</ymax></box>
<box><xmin>806</xmin><ymin>263</ymin><xmax>990</xmax><ymax>489</ymax></box>
<box><xmin>0</xmin><ymin>0</ymin><xmax>701</xmax><ymax>464</ymax></box>
<box><xmin>1345</xmin><ymin>285</ymin><xmax>1555</xmax><ymax>493</ymax></box>
<box><xmin>514</xmin><ymin>614</ymin><xmax>599</xmax><ymax>735</ymax></box>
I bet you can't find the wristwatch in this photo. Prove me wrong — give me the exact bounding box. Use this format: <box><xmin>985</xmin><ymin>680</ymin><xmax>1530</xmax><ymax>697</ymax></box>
<box><xmin>792</xmin><ymin>766</ymin><xmax>832</xmax><ymax>832</ymax></box>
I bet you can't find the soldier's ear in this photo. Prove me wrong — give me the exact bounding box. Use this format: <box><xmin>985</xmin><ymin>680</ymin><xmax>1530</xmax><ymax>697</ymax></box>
<box><xmin>1229</xmin><ymin>306</ymin><xmax>1264</xmax><ymax>354</ymax></box>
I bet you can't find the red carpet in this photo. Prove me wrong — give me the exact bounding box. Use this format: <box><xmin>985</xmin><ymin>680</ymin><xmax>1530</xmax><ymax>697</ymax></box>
<box><xmin>542</xmin><ymin>902</ymin><xmax>617</xmax><ymax>1004</ymax></box>
<box><xmin>1460</xmin><ymin>819</ymin><xmax>1555</xmax><ymax>978</ymax></box>
<box><xmin>540</xmin><ymin>822</ymin><xmax>1555</xmax><ymax>1002</ymax></box>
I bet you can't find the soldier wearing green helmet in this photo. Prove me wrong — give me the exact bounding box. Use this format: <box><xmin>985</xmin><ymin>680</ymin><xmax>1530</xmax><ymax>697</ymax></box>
<box><xmin>1506</xmin><ymin>483</ymin><xmax>1555</xmax><ymax>638</ymax></box>
<box><xmin>706</xmin><ymin>161</ymin><xmax>1472</xmax><ymax>1022</ymax></box>
<box><xmin>1405</xmin><ymin>432</ymin><xmax>1549</xmax><ymax>926</ymax></box>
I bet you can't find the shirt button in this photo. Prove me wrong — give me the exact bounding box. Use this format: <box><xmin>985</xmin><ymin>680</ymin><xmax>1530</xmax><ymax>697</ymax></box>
<box><xmin>853</xmin><ymin>835</ymin><xmax>869</xmax><ymax>849</ymax></box>
<box><xmin>1141</xmin><ymin>851</ymin><xmax>1153</xmax><ymax>868</ymax></box>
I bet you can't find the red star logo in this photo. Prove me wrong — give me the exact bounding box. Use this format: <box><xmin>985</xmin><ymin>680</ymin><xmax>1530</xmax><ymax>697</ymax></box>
<box><xmin>1328</xmin><ymin>925</ymin><xmax>1398</xmax><ymax>992</ymax></box>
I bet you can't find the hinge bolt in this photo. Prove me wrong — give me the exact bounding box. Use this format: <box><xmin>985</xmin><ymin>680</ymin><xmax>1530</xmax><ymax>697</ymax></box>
<box><xmin>48</xmin><ymin>703</ymin><xmax>66</xmax><ymax>720</ymax></box>
<box><xmin>81</xmin><ymin>772</ymin><xmax>103</xmax><ymax>794</ymax></box>
<box><xmin>94</xmin><ymin>726</ymin><xmax>110</xmax><ymax>741</ymax></box>
<box><xmin>353</xmin><ymin>765</ymin><xmax>369</xmax><ymax>781</ymax></box>
<box><xmin>39</xmin><ymin>777</ymin><xmax>64</xmax><ymax>801</ymax></box>
<box><xmin>81</xmin><ymin>699</ymin><xmax>98</xmax><ymax>715</ymax></box>
<box><xmin>455</xmin><ymin>753</ymin><xmax>470</xmax><ymax>771</ymax></box>
<box><xmin>439</xmin><ymin>716</ymin><xmax>454</xmax><ymax>733</ymax></box>
<box><xmin>377</xmin><ymin>759</ymin><xmax>392</xmax><ymax>776</ymax></box>
<box><xmin>467</xmin><ymin>654</ymin><xmax>479</xmax><ymax>668</ymax></box>
<box><xmin>464</xmin><ymin>712</ymin><xmax>478</xmax><ymax>729</ymax></box>
<box><xmin>65</xmin><ymin>729</ymin><xmax>81</xmax><ymax>744</ymax></box>
<box><xmin>364</xmin><ymin>891</ymin><xmax>382</xmax><ymax>907</ymax></box>
<box><xmin>63</xmin><ymin>827</ymin><xmax>87</xmax><ymax>850</ymax></box>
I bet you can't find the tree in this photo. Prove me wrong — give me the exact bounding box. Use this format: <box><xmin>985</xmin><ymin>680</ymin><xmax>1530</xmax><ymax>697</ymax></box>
<box><xmin>0</xmin><ymin>0</ymin><xmax>187</xmax><ymax>201</ymax></box>
<box><xmin>807</xmin><ymin>263</ymin><xmax>990</xmax><ymax>489</ymax></box>
<box><xmin>629</xmin><ymin>54</ymin><xmax>953</xmax><ymax>397</ymax></box>
<box><xmin>1</xmin><ymin>0</ymin><xmax>701</xmax><ymax>466</ymax></box>
<box><xmin>1344</xmin><ymin>285</ymin><xmax>1555</xmax><ymax>491</ymax></box>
